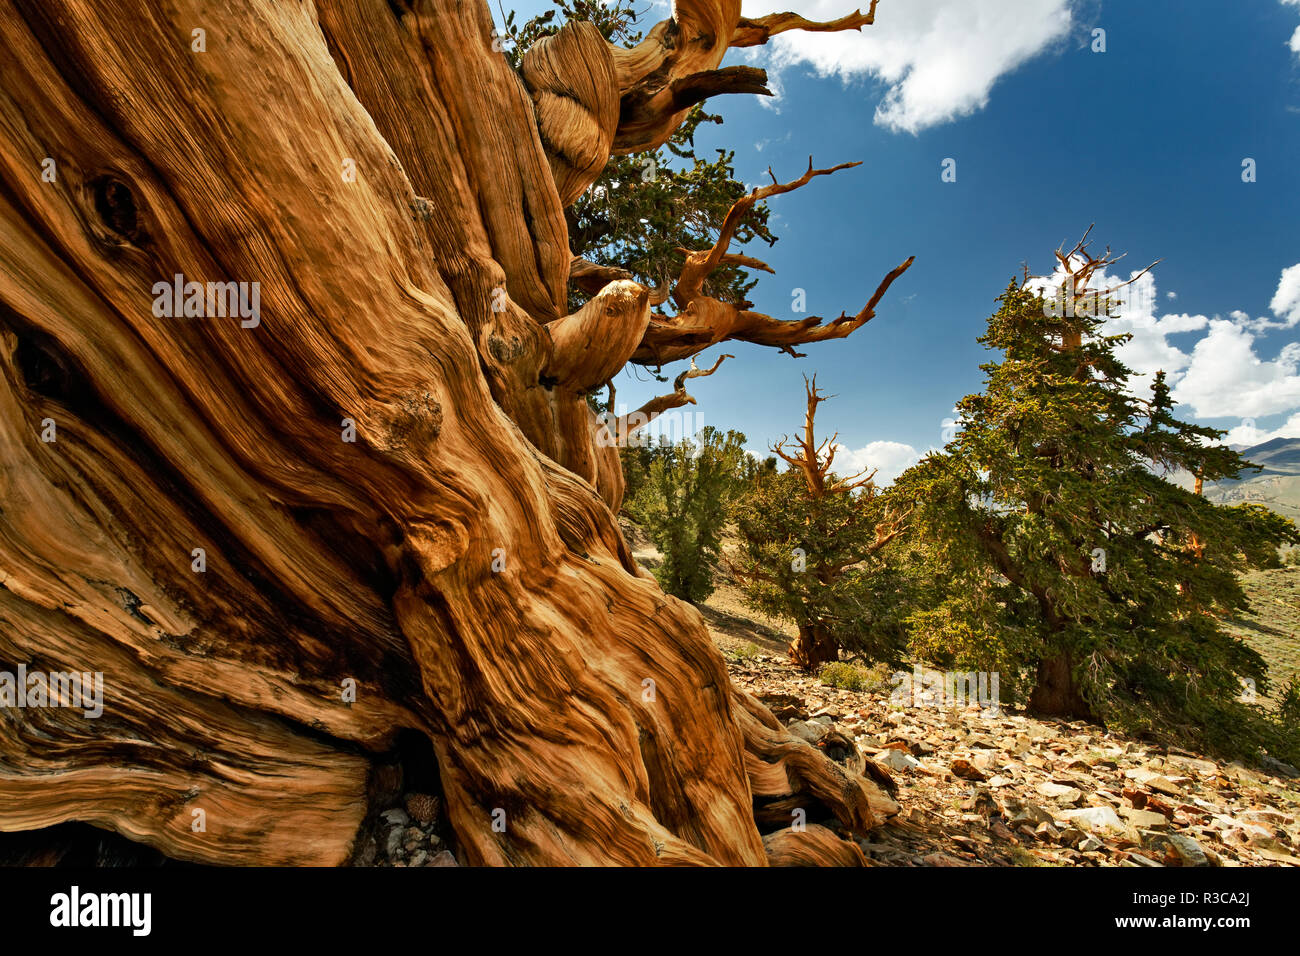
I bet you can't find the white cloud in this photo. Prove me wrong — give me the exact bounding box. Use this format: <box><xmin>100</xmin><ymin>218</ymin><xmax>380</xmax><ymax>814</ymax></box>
<box><xmin>741</xmin><ymin>0</ymin><xmax>1077</xmax><ymax>132</ymax></box>
<box><xmin>1098</xmin><ymin>271</ymin><xmax>1201</xmax><ymax>394</ymax></box>
<box><xmin>830</xmin><ymin>439</ymin><xmax>923</xmax><ymax>485</ymax></box>
<box><xmin>1172</xmin><ymin>321</ymin><xmax>1300</xmax><ymax>419</ymax></box>
<box><xmin>1269</xmin><ymin>263</ymin><xmax>1300</xmax><ymax>325</ymax></box>
<box><xmin>1022</xmin><ymin>259</ymin><xmax>1300</xmax><ymax>422</ymax></box>
<box><xmin>1221</xmin><ymin>411</ymin><xmax>1300</xmax><ymax>447</ymax></box>
<box><xmin>1284</xmin><ymin>1</ymin><xmax>1300</xmax><ymax>54</ymax></box>
<box><xmin>753</xmin><ymin>130</ymin><xmax>793</xmax><ymax>151</ymax></box>
<box><xmin>1153</xmin><ymin>312</ymin><xmax>1209</xmax><ymax>333</ymax></box>
<box><xmin>1026</xmin><ymin>261</ymin><xmax>1199</xmax><ymax>396</ymax></box>
<box><xmin>754</xmin><ymin>60</ymin><xmax>785</xmax><ymax>112</ymax></box>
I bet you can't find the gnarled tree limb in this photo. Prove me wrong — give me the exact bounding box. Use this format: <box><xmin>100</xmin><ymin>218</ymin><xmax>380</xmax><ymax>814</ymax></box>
<box><xmin>731</xmin><ymin>3</ymin><xmax>881</xmax><ymax>48</ymax></box>
<box><xmin>0</xmin><ymin>0</ymin><xmax>900</xmax><ymax>868</ymax></box>
<box><xmin>606</xmin><ymin>352</ymin><xmax>732</xmax><ymax>446</ymax></box>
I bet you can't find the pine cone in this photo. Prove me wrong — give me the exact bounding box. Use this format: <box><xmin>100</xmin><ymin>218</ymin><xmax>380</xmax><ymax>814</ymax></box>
<box><xmin>405</xmin><ymin>792</ymin><xmax>441</xmax><ymax>825</ymax></box>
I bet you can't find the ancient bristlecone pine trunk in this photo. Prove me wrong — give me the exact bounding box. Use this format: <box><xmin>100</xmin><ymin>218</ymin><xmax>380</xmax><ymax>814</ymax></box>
<box><xmin>0</xmin><ymin>0</ymin><xmax>908</xmax><ymax>865</ymax></box>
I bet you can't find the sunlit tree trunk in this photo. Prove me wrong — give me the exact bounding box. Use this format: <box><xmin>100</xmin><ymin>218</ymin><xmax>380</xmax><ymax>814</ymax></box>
<box><xmin>0</xmin><ymin>0</ymin><xmax>903</xmax><ymax>865</ymax></box>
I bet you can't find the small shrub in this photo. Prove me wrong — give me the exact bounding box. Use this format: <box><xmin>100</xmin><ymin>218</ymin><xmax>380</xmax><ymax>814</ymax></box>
<box><xmin>624</xmin><ymin>427</ymin><xmax>749</xmax><ymax>604</ymax></box>
<box><xmin>723</xmin><ymin>641</ymin><xmax>762</xmax><ymax>664</ymax></box>
<box><xmin>818</xmin><ymin>661</ymin><xmax>874</xmax><ymax>692</ymax></box>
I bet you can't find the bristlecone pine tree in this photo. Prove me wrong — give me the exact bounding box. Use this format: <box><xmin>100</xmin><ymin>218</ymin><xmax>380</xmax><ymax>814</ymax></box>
<box><xmin>0</xmin><ymin>0</ymin><xmax>912</xmax><ymax>865</ymax></box>
<box><xmin>733</xmin><ymin>377</ymin><xmax>907</xmax><ymax>672</ymax></box>
<box><xmin>896</xmin><ymin>235</ymin><xmax>1300</xmax><ymax>751</ymax></box>
<box><xmin>503</xmin><ymin>0</ymin><xmax>779</xmax><ymax>310</ymax></box>
<box><xmin>625</xmin><ymin>425</ymin><xmax>749</xmax><ymax>605</ymax></box>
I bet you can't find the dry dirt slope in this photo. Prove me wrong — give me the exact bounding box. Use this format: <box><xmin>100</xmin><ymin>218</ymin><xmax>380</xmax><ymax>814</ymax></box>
<box><xmin>1225</xmin><ymin>565</ymin><xmax>1300</xmax><ymax>703</ymax></box>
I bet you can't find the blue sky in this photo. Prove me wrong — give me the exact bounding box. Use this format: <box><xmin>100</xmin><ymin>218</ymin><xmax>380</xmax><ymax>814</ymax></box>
<box><xmin>497</xmin><ymin>0</ymin><xmax>1300</xmax><ymax>480</ymax></box>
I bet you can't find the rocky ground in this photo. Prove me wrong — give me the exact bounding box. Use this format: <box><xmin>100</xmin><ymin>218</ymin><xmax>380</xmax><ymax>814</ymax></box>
<box><xmin>728</xmin><ymin>653</ymin><xmax>1300</xmax><ymax>866</ymax></box>
<box><xmin>359</xmin><ymin>650</ymin><xmax>1300</xmax><ymax>867</ymax></box>
<box><xmin>353</xmin><ymin>792</ymin><xmax>460</xmax><ymax>867</ymax></box>
<box><xmin>617</xmin><ymin>515</ymin><xmax>1300</xmax><ymax>866</ymax></box>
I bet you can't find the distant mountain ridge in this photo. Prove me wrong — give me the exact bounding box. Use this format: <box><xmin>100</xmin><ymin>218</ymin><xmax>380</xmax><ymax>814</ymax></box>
<box><xmin>1229</xmin><ymin>436</ymin><xmax>1300</xmax><ymax>474</ymax></box>
<box><xmin>1203</xmin><ymin>437</ymin><xmax>1300</xmax><ymax>521</ymax></box>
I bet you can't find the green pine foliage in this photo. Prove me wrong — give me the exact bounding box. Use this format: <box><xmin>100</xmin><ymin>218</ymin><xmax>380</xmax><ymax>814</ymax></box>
<box><xmin>623</xmin><ymin>427</ymin><xmax>751</xmax><ymax>604</ymax></box>
<box><xmin>732</xmin><ymin>466</ymin><xmax>911</xmax><ymax>665</ymax></box>
<box><xmin>894</xmin><ymin>265</ymin><xmax>1300</xmax><ymax>762</ymax></box>
<box><xmin>729</xmin><ymin>383</ymin><xmax>912</xmax><ymax>668</ymax></box>
<box><xmin>499</xmin><ymin>0</ymin><xmax>774</xmax><ymax>308</ymax></box>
